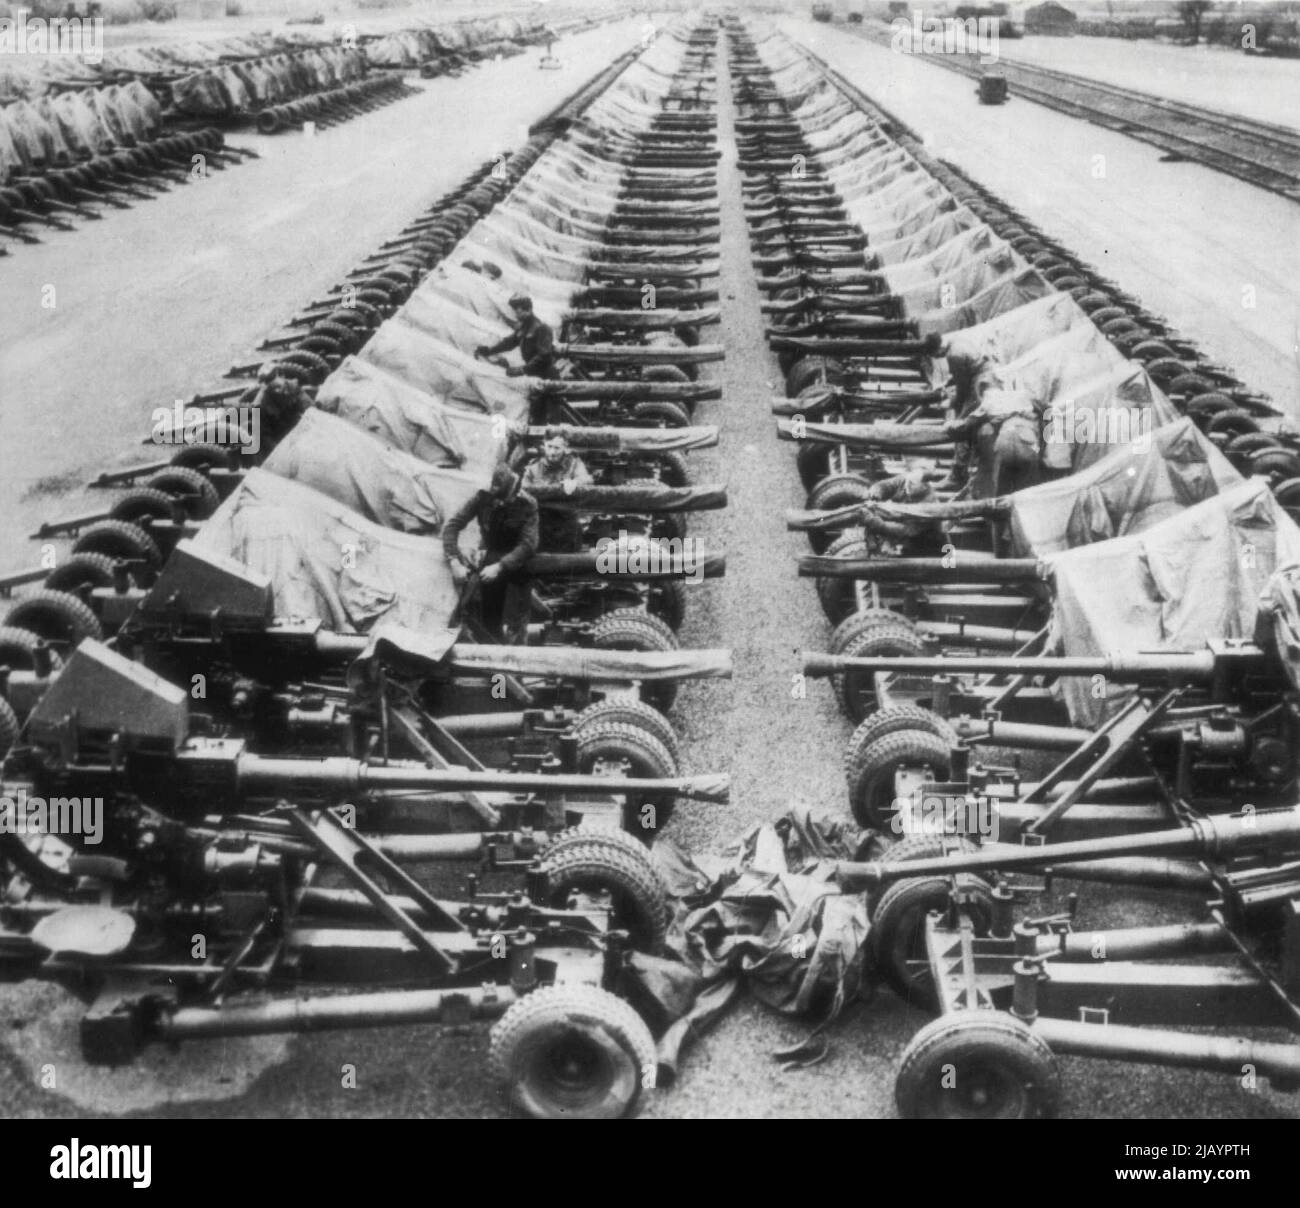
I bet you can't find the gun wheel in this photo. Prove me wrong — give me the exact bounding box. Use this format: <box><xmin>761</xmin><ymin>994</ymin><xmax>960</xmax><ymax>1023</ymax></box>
<box><xmin>895</xmin><ymin>1013</ymin><xmax>1060</xmax><ymax>1120</ymax></box>
<box><xmin>489</xmin><ymin>984</ymin><xmax>656</xmax><ymax>1120</ymax></box>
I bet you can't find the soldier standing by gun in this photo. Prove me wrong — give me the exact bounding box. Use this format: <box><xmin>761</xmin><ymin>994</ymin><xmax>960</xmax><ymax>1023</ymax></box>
<box><xmin>442</xmin><ymin>463</ymin><xmax>540</xmax><ymax>643</ymax></box>
<box><xmin>933</xmin><ymin>339</ymin><xmax>990</xmax><ymax>493</ymax></box>
<box><xmin>521</xmin><ymin>427</ymin><xmax>593</xmax><ymax>552</ymax></box>
<box><xmin>473</xmin><ymin>294</ymin><xmax>558</xmax><ymax>380</ymax></box>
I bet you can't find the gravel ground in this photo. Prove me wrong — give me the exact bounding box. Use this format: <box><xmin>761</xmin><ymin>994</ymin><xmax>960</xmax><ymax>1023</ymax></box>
<box><xmin>1</xmin><ymin>15</ymin><xmax>1298</xmax><ymax>1121</ymax></box>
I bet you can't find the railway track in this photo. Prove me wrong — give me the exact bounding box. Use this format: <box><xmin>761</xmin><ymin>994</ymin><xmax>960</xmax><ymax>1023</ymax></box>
<box><xmin>843</xmin><ymin>21</ymin><xmax>1300</xmax><ymax>203</ymax></box>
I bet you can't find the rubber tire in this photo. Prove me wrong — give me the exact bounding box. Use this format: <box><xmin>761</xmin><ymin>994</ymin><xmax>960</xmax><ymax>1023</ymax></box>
<box><xmin>1272</xmin><ymin>477</ymin><xmax>1300</xmax><ymax>524</ymax></box>
<box><xmin>0</xmin><ymin>695</ymin><xmax>17</xmax><ymax>757</ymax></box>
<box><xmin>488</xmin><ymin>984</ymin><xmax>656</xmax><ymax>1120</ymax></box>
<box><xmin>796</xmin><ymin>440</ymin><xmax>832</xmax><ymax>493</ymax></box>
<box><xmin>870</xmin><ymin>855</ymin><xmax>991</xmax><ymax>1007</ymax></box>
<box><xmin>646</xmin><ymin>576</ymin><xmax>688</xmax><ymax>633</ymax></box>
<box><xmin>785</xmin><ymin>355</ymin><xmax>843</xmax><ymax>398</ymax></box>
<box><xmin>641</xmin><ymin>365</ymin><xmax>690</xmax><ymax>385</ymax></box>
<box><xmin>846</xmin><ymin>727</ymin><xmax>952</xmax><ymax>830</ymax></box>
<box><xmin>170</xmin><ymin>444</ymin><xmax>235</xmax><ymax>473</ymax></box>
<box><xmin>895</xmin><ymin>1013</ymin><xmax>1061</xmax><ymax>1120</ymax></box>
<box><xmin>72</xmin><ymin>520</ymin><xmax>163</xmax><ymax>569</ymax></box>
<box><xmin>1206</xmin><ymin>409</ymin><xmax>1260</xmax><ymax>440</ymax></box>
<box><xmin>44</xmin><ymin>552</ymin><xmax>119</xmax><ymax>595</ymax></box>
<box><xmin>537</xmin><ymin>835</ymin><xmax>669</xmax><ymax>951</ymax></box>
<box><xmin>845</xmin><ymin>704</ymin><xmax>957</xmax><ymax>774</ymax></box>
<box><xmin>0</xmin><ymin>625</ymin><xmax>61</xmax><ymax>672</ymax></box>
<box><xmin>816</xmin><ymin>536</ymin><xmax>873</xmax><ymax>624</ymax></box>
<box><xmin>573</xmin><ymin>718</ymin><xmax>678</xmax><ymax>840</ymax></box>
<box><xmin>571</xmin><ymin>699</ymin><xmax>680</xmax><ymax>767</ymax></box>
<box><xmin>588</xmin><ymin>608</ymin><xmax>680</xmax><ymax>714</ymax></box>
<box><xmin>146</xmin><ymin>467</ymin><xmax>221</xmax><ymax>518</ymax></box>
<box><xmin>1143</xmin><ymin>357</ymin><xmax>1188</xmax><ymax>384</ymax></box>
<box><xmin>829</xmin><ymin>613</ymin><xmax>928</xmax><ymax>724</ymax></box>
<box><xmin>109</xmin><ymin>487</ymin><xmax>177</xmax><ymax>525</ymax></box>
<box><xmin>1248</xmin><ymin>448</ymin><xmax>1300</xmax><ymax>481</ymax></box>
<box><xmin>647</xmin><ymin>450</ymin><xmax>691</xmax><ymax>489</ymax></box>
<box><xmin>1166</xmin><ymin>373</ymin><xmax>1214</xmax><ymax>398</ymax></box>
<box><xmin>631</xmin><ymin>401</ymin><xmax>690</xmax><ymax>429</ymax></box>
<box><xmin>4</xmin><ymin>589</ymin><xmax>103</xmax><ymax>645</ymax></box>
<box><xmin>806</xmin><ymin>473</ymin><xmax>874</xmax><ymax>555</ymax></box>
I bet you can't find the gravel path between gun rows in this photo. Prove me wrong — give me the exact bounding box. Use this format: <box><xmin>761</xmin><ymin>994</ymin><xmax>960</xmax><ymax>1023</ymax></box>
<box><xmin>1</xmin><ymin>13</ymin><xmax>1297</xmax><ymax>1120</ymax></box>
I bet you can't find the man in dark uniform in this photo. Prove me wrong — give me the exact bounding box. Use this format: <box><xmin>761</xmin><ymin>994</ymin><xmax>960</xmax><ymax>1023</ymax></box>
<box><xmin>252</xmin><ymin>362</ymin><xmax>312</xmax><ymax>452</ymax></box>
<box><xmin>934</xmin><ymin>339</ymin><xmax>991</xmax><ymax>492</ymax></box>
<box><xmin>521</xmin><ymin>427</ymin><xmax>592</xmax><ymax>552</ymax></box>
<box><xmin>473</xmin><ymin>294</ymin><xmax>558</xmax><ymax>380</ymax></box>
<box><xmin>442</xmin><ymin>462</ymin><xmax>540</xmax><ymax>642</ymax></box>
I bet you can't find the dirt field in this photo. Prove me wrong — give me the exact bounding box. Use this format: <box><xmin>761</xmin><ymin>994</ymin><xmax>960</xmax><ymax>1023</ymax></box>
<box><xmin>1</xmin><ymin>13</ymin><xmax>1298</xmax><ymax>1121</ymax></box>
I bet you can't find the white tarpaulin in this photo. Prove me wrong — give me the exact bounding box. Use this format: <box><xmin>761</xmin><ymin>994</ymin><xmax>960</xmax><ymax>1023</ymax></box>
<box><xmin>315</xmin><ymin>357</ymin><xmax>515</xmax><ymax>479</ymax></box>
<box><xmin>1044</xmin><ymin>480</ymin><xmax>1300</xmax><ymax>725</ymax></box>
<box><xmin>262</xmin><ymin>408</ymin><xmax>485</xmax><ymax>534</ymax></box>
<box><xmin>359</xmin><ymin>317</ymin><xmax>533</xmax><ymax>421</ymax></box>
<box><xmin>1009</xmin><ymin>418</ymin><xmax>1243</xmax><ymax>556</ymax></box>
<box><xmin>192</xmin><ymin>469</ymin><xmax>460</xmax><ymax>634</ymax></box>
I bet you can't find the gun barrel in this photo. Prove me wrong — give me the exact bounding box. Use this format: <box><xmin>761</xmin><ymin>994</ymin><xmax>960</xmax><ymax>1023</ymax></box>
<box><xmin>237</xmin><ymin>755</ymin><xmax>729</xmax><ymax>804</ymax></box>
<box><xmin>839</xmin><ymin>809</ymin><xmax>1300</xmax><ymax>887</ymax></box>
<box><xmin>799</xmin><ymin>555</ymin><xmax>1041</xmax><ymax>583</ymax></box>
<box><xmin>801</xmin><ymin>651</ymin><xmax>1219</xmax><ymax>680</ymax></box>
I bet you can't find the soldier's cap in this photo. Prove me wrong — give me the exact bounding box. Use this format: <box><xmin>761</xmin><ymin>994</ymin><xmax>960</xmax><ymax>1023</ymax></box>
<box><xmin>542</xmin><ymin>425</ymin><xmax>567</xmax><ymax>443</ymax></box>
<box><xmin>508</xmin><ymin>293</ymin><xmax>533</xmax><ymax>312</ymax></box>
<box><xmin>257</xmin><ymin>363</ymin><xmax>279</xmax><ymax>383</ymax></box>
<box><xmin>491</xmin><ymin>463</ymin><xmax>521</xmax><ymax>500</ymax></box>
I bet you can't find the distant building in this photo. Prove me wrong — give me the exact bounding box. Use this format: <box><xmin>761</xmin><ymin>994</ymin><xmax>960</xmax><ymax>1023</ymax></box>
<box><xmin>1025</xmin><ymin>1</ymin><xmax>1077</xmax><ymax>35</ymax></box>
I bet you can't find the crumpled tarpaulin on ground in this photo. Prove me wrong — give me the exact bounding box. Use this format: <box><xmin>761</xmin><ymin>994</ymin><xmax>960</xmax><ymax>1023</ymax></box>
<box><xmin>315</xmin><ymin>357</ymin><xmax>516</xmax><ymax>480</ymax></box>
<box><xmin>192</xmin><ymin>469</ymin><xmax>459</xmax><ymax>634</ymax></box>
<box><xmin>1010</xmin><ymin>418</ymin><xmax>1241</xmax><ymax>556</ymax></box>
<box><xmin>1044</xmin><ymin>480</ymin><xmax>1300</xmax><ymax>726</ymax></box>
<box><xmin>262</xmin><ymin>409</ymin><xmax>484</xmax><ymax>533</ymax></box>
<box><xmin>629</xmin><ymin>809</ymin><xmax>888</xmax><ymax>1080</ymax></box>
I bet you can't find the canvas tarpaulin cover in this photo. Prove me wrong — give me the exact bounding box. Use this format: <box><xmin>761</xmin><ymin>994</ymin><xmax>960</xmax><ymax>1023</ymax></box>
<box><xmin>1009</xmin><ymin>418</ymin><xmax>1242</xmax><ymax>556</ymax></box>
<box><xmin>262</xmin><ymin>408</ymin><xmax>484</xmax><ymax>534</ymax></box>
<box><xmin>1044</xmin><ymin>480</ymin><xmax>1300</xmax><ymax>726</ymax></box>
<box><xmin>879</xmin><ymin>226</ymin><xmax>1014</xmax><ymax>295</ymax></box>
<box><xmin>314</xmin><ymin>357</ymin><xmax>515</xmax><ymax>479</ymax></box>
<box><xmin>419</xmin><ymin>261</ymin><xmax>568</xmax><ymax>331</ymax></box>
<box><xmin>1257</xmin><ymin>567</ymin><xmax>1300</xmax><ymax>691</ymax></box>
<box><xmin>913</xmin><ymin>266</ymin><xmax>1055</xmax><ymax>336</ymax></box>
<box><xmin>347</xmin><ymin>622</ymin><xmax>733</xmax><ymax>685</ymax></box>
<box><xmin>359</xmin><ymin>317</ymin><xmax>533</xmax><ymax>421</ymax></box>
<box><xmin>192</xmin><ymin>469</ymin><xmax>460</xmax><ymax>634</ymax></box>
<box><xmin>929</xmin><ymin>291</ymin><xmax>1096</xmax><ymax>389</ymax></box>
<box><xmin>871</xmin><ymin>206</ymin><xmax>981</xmax><ymax>267</ymax></box>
